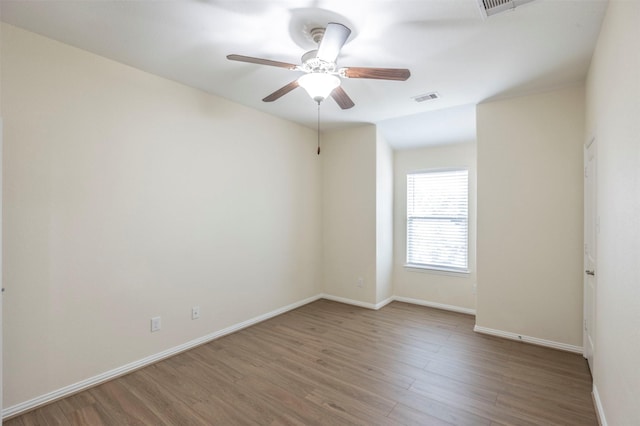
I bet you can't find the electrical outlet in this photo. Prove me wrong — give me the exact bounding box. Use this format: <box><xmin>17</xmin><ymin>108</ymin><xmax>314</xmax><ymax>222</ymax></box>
<box><xmin>151</xmin><ymin>316</ymin><xmax>161</xmax><ymax>332</ymax></box>
<box><xmin>192</xmin><ymin>306</ymin><xmax>200</xmax><ymax>320</ymax></box>
<box><xmin>357</xmin><ymin>277</ymin><xmax>364</xmax><ymax>288</ymax></box>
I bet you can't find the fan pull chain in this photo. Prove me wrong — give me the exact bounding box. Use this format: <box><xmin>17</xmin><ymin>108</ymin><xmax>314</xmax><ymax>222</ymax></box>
<box><xmin>317</xmin><ymin>101</ymin><xmax>321</xmax><ymax>155</ymax></box>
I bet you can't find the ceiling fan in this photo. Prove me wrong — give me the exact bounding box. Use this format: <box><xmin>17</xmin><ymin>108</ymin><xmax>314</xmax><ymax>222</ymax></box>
<box><xmin>227</xmin><ymin>22</ymin><xmax>411</xmax><ymax>109</ymax></box>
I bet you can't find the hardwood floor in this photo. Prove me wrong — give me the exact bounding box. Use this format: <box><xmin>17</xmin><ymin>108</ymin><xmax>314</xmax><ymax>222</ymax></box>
<box><xmin>5</xmin><ymin>300</ymin><xmax>598</xmax><ymax>425</ymax></box>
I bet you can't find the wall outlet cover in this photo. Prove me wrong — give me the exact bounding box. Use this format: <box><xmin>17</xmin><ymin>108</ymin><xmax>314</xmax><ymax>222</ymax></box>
<box><xmin>151</xmin><ymin>316</ymin><xmax>161</xmax><ymax>332</ymax></box>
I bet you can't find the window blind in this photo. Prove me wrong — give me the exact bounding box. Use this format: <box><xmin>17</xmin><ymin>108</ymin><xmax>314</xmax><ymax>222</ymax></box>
<box><xmin>407</xmin><ymin>169</ymin><xmax>469</xmax><ymax>272</ymax></box>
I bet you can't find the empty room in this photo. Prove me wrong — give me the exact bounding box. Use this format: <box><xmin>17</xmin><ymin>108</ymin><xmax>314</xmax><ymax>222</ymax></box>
<box><xmin>1</xmin><ymin>0</ymin><xmax>638</xmax><ymax>424</ymax></box>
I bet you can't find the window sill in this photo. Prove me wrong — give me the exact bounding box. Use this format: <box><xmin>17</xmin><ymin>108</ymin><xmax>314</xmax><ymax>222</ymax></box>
<box><xmin>404</xmin><ymin>264</ymin><xmax>470</xmax><ymax>277</ymax></box>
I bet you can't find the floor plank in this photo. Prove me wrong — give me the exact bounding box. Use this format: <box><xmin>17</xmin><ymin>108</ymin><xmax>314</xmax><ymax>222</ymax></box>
<box><xmin>4</xmin><ymin>300</ymin><xmax>598</xmax><ymax>425</ymax></box>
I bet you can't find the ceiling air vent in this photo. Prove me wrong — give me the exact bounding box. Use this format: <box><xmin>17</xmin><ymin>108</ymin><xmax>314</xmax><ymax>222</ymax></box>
<box><xmin>412</xmin><ymin>92</ymin><xmax>440</xmax><ymax>103</ymax></box>
<box><xmin>477</xmin><ymin>0</ymin><xmax>535</xmax><ymax>18</ymax></box>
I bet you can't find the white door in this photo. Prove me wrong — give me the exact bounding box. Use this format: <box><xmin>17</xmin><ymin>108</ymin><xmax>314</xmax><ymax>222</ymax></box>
<box><xmin>1</xmin><ymin>117</ymin><xmax>3</xmax><ymax>419</ymax></box>
<box><xmin>584</xmin><ymin>138</ymin><xmax>597</xmax><ymax>373</ymax></box>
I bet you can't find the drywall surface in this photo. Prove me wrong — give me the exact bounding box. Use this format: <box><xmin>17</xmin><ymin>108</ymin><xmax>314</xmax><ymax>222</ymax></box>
<box><xmin>476</xmin><ymin>86</ymin><xmax>585</xmax><ymax>347</ymax></box>
<box><xmin>375</xmin><ymin>131</ymin><xmax>394</xmax><ymax>304</ymax></box>
<box><xmin>393</xmin><ymin>143</ymin><xmax>477</xmax><ymax>310</ymax></box>
<box><xmin>585</xmin><ymin>0</ymin><xmax>640</xmax><ymax>423</ymax></box>
<box><xmin>1</xmin><ymin>24</ymin><xmax>322</xmax><ymax>408</ymax></box>
<box><xmin>322</xmin><ymin>125</ymin><xmax>377</xmax><ymax>304</ymax></box>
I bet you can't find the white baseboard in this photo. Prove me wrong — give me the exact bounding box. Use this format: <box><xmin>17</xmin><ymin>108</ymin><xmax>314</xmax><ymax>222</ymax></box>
<box><xmin>375</xmin><ymin>296</ymin><xmax>395</xmax><ymax>310</ymax></box>
<box><xmin>319</xmin><ymin>294</ymin><xmax>395</xmax><ymax>310</ymax></box>
<box><xmin>1</xmin><ymin>293</ymin><xmax>324</xmax><ymax>420</ymax></box>
<box><xmin>592</xmin><ymin>384</ymin><xmax>608</xmax><ymax>426</ymax></box>
<box><xmin>393</xmin><ymin>296</ymin><xmax>476</xmax><ymax>315</ymax></box>
<box><xmin>2</xmin><ymin>292</ymin><xmax>472</xmax><ymax>419</ymax></box>
<box><xmin>320</xmin><ymin>294</ymin><xmax>474</xmax><ymax>315</ymax></box>
<box><xmin>10</xmin><ymin>293</ymin><xmax>577</xmax><ymax>420</ymax></box>
<box><xmin>320</xmin><ymin>293</ymin><xmax>379</xmax><ymax>310</ymax></box>
<box><xmin>473</xmin><ymin>325</ymin><xmax>583</xmax><ymax>354</ymax></box>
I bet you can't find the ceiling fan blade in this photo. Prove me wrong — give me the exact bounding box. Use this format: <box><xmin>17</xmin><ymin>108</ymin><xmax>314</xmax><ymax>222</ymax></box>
<box><xmin>316</xmin><ymin>23</ymin><xmax>351</xmax><ymax>63</ymax></box>
<box><xmin>342</xmin><ymin>67</ymin><xmax>411</xmax><ymax>81</ymax></box>
<box><xmin>227</xmin><ymin>54</ymin><xmax>297</xmax><ymax>70</ymax></box>
<box><xmin>331</xmin><ymin>86</ymin><xmax>355</xmax><ymax>110</ymax></box>
<box><xmin>262</xmin><ymin>80</ymin><xmax>300</xmax><ymax>102</ymax></box>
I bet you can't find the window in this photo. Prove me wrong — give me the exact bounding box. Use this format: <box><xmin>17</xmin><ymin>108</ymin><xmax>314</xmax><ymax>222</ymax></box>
<box><xmin>406</xmin><ymin>169</ymin><xmax>469</xmax><ymax>272</ymax></box>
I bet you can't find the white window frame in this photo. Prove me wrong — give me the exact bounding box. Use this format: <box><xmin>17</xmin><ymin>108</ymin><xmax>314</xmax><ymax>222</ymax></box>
<box><xmin>405</xmin><ymin>168</ymin><xmax>469</xmax><ymax>274</ymax></box>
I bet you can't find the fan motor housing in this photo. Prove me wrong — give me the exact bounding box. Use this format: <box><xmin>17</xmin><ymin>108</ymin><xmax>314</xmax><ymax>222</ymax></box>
<box><xmin>301</xmin><ymin>50</ymin><xmax>336</xmax><ymax>73</ymax></box>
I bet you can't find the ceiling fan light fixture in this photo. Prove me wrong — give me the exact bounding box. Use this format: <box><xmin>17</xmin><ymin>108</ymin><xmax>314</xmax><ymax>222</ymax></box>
<box><xmin>227</xmin><ymin>22</ymin><xmax>409</xmax><ymax>109</ymax></box>
<box><xmin>298</xmin><ymin>73</ymin><xmax>340</xmax><ymax>102</ymax></box>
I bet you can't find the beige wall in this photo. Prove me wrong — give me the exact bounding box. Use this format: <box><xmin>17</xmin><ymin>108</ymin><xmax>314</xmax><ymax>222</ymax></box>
<box><xmin>586</xmin><ymin>0</ymin><xmax>640</xmax><ymax>423</ymax></box>
<box><xmin>8</xmin><ymin>7</ymin><xmax>635</xmax><ymax>418</ymax></box>
<box><xmin>322</xmin><ymin>125</ymin><xmax>377</xmax><ymax>304</ymax></box>
<box><xmin>1</xmin><ymin>24</ymin><xmax>322</xmax><ymax>407</ymax></box>
<box><xmin>476</xmin><ymin>86</ymin><xmax>585</xmax><ymax>347</ymax></box>
<box><xmin>375</xmin><ymin>131</ymin><xmax>394</xmax><ymax>304</ymax></box>
<box><xmin>393</xmin><ymin>143</ymin><xmax>477</xmax><ymax>311</ymax></box>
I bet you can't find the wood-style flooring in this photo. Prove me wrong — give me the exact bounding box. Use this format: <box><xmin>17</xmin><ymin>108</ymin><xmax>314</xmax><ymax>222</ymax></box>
<box><xmin>5</xmin><ymin>300</ymin><xmax>597</xmax><ymax>425</ymax></box>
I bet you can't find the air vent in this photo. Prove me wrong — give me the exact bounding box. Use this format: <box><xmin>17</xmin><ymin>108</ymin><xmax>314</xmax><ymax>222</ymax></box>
<box><xmin>477</xmin><ymin>0</ymin><xmax>535</xmax><ymax>18</ymax></box>
<box><xmin>412</xmin><ymin>92</ymin><xmax>440</xmax><ymax>103</ymax></box>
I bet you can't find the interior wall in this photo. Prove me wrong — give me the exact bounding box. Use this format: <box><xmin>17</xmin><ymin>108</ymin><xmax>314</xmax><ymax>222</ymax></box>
<box><xmin>322</xmin><ymin>125</ymin><xmax>377</xmax><ymax>304</ymax></box>
<box><xmin>585</xmin><ymin>0</ymin><xmax>640</xmax><ymax>423</ymax></box>
<box><xmin>1</xmin><ymin>23</ymin><xmax>322</xmax><ymax>408</ymax></box>
<box><xmin>375</xmin><ymin>130</ymin><xmax>394</xmax><ymax>304</ymax></box>
<box><xmin>393</xmin><ymin>143</ymin><xmax>477</xmax><ymax>311</ymax></box>
<box><xmin>476</xmin><ymin>86</ymin><xmax>585</xmax><ymax>347</ymax></box>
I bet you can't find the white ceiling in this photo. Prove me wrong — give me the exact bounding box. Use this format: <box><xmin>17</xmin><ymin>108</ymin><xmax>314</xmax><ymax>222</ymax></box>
<box><xmin>0</xmin><ymin>0</ymin><xmax>607</xmax><ymax>149</ymax></box>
